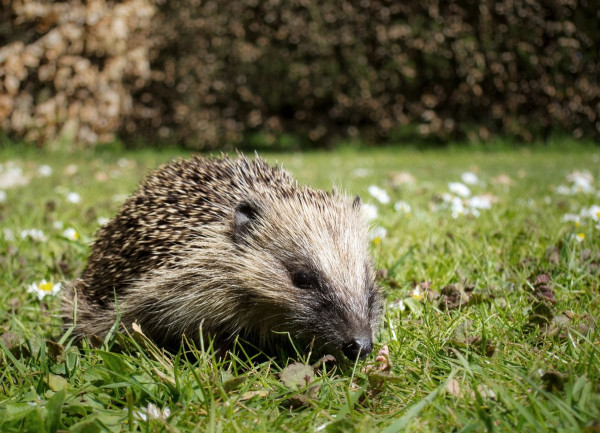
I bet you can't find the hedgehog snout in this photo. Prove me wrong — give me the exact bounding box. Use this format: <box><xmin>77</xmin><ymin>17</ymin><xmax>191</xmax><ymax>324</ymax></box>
<box><xmin>342</xmin><ymin>334</ymin><xmax>373</xmax><ymax>360</ymax></box>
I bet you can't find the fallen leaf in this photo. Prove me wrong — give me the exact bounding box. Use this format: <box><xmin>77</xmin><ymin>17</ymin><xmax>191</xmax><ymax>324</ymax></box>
<box><xmin>581</xmin><ymin>249</ymin><xmax>592</xmax><ymax>261</ymax></box>
<box><xmin>389</xmin><ymin>171</ymin><xmax>416</xmax><ymax>188</ymax></box>
<box><xmin>531</xmin><ymin>273</ymin><xmax>556</xmax><ymax>304</ymax></box>
<box><xmin>545</xmin><ymin>246</ymin><xmax>560</xmax><ymax>265</ymax></box>
<box><xmin>374</xmin><ymin>345</ymin><xmax>391</xmax><ymax>372</ymax></box>
<box><xmin>279</xmin><ymin>363</ymin><xmax>314</xmax><ymax>391</ymax></box>
<box><xmin>1</xmin><ymin>331</ymin><xmax>21</xmax><ymax>349</ymax></box>
<box><xmin>45</xmin><ymin>340</ymin><xmax>64</xmax><ymax>362</ymax></box>
<box><xmin>222</xmin><ymin>375</ymin><xmax>246</xmax><ymax>392</ymax></box>
<box><xmin>312</xmin><ymin>354</ymin><xmax>336</xmax><ymax>370</ymax></box>
<box><xmin>239</xmin><ymin>390</ymin><xmax>269</xmax><ymax>401</ymax></box>
<box><xmin>451</xmin><ymin>320</ymin><xmax>473</xmax><ymax>346</ymax></box>
<box><xmin>6</xmin><ymin>297</ymin><xmax>20</xmax><ymax>310</ymax></box>
<box><xmin>534</xmin><ymin>274</ymin><xmax>550</xmax><ymax>285</ymax></box>
<box><xmin>446</xmin><ymin>378</ymin><xmax>461</xmax><ymax>396</ymax></box>
<box><xmin>491</xmin><ymin>174</ymin><xmax>514</xmax><ymax>186</ymax></box>
<box><xmin>47</xmin><ymin>374</ymin><xmax>69</xmax><ymax>392</ymax></box>
<box><xmin>439</xmin><ymin>284</ymin><xmax>470</xmax><ymax>310</ymax></box>
<box><xmin>527</xmin><ymin>302</ymin><xmax>554</xmax><ymax>328</ymax></box>
<box><xmin>540</xmin><ymin>370</ymin><xmax>566</xmax><ymax>392</ymax></box>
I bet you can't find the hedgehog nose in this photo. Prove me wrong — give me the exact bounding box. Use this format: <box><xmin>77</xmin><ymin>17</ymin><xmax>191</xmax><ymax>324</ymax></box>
<box><xmin>342</xmin><ymin>336</ymin><xmax>373</xmax><ymax>360</ymax></box>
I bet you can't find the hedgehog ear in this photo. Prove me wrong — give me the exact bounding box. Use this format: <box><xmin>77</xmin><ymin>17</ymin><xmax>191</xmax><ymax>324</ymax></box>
<box><xmin>233</xmin><ymin>199</ymin><xmax>261</xmax><ymax>243</ymax></box>
<box><xmin>352</xmin><ymin>195</ymin><xmax>362</xmax><ymax>210</ymax></box>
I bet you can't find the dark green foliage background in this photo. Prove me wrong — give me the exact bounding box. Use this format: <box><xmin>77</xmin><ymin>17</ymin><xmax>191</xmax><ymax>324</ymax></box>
<box><xmin>2</xmin><ymin>0</ymin><xmax>599</xmax><ymax>149</ymax></box>
<box><xmin>132</xmin><ymin>0</ymin><xmax>600</xmax><ymax>147</ymax></box>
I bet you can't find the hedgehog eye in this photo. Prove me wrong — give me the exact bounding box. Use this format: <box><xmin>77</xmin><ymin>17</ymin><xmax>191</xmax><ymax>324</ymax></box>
<box><xmin>291</xmin><ymin>270</ymin><xmax>318</xmax><ymax>289</ymax></box>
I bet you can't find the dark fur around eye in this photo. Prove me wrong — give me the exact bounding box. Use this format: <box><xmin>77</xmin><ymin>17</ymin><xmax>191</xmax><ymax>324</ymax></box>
<box><xmin>291</xmin><ymin>270</ymin><xmax>319</xmax><ymax>289</ymax></box>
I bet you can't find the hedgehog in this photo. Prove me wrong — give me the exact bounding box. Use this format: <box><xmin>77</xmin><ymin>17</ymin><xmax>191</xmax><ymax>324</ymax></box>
<box><xmin>62</xmin><ymin>154</ymin><xmax>383</xmax><ymax>360</ymax></box>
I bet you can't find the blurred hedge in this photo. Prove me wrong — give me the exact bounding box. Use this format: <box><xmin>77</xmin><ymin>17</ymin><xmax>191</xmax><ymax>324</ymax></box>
<box><xmin>1</xmin><ymin>0</ymin><xmax>599</xmax><ymax>148</ymax></box>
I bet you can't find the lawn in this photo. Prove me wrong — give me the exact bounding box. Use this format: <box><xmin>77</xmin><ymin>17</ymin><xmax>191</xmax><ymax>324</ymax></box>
<box><xmin>0</xmin><ymin>144</ymin><xmax>599</xmax><ymax>432</ymax></box>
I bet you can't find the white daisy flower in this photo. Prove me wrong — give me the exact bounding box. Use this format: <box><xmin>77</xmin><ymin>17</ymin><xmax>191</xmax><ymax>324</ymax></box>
<box><xmin>389</xmin><ymin>299</ymin><xmax>406</xmax><ymax>311</ymax></box>
<box><xmin>134</xmin><ymin>403</ymin><xmax>171</xmax><ymax>421</ymax></box>
<box><xmin>562</xmin><ymin>213</ymin><xmax>581</xmax><ymax>224</ymax></box>
<box><xmin>0</xmin><ymin>165</ymin><xmax>29</xmax><ymax>189</ymax></box>
<box><xmin>38</xmin><ymin>165</ymin><xmax>52</xmax><ymax>177</ymax></box>
<box><xmin>567</xmin><ymin>171</ymin><xmax>594</xmax><ymax>194</ymax></box>
<box><xmin>581</xmin><ymin>205</ymin><xmax>600</xmax><ymax>222</ymax></box>
<box><xmin>362</xmin><ymin>203</ymin><xmax>378</xmax><ymax>221</ymax></box>
<box><xmin>441</xmin><ymin>193</ymin><xmax>453</xmax><ymax>203</ymax></box>
<box><xmin>352</xmin><ymin>168</ymin><xmax>369</xmax><ymax>178</ymax></box>
<box><xmin>410</xmin><ymin>286</ymin><xmax>423</xmax><ymax>301</ymax></box>
<box><xmin>368</xmin><ymin>185</ymin><xmax>390</xmax><ymax>204</ymax></box>
<box><xmin>66</xmin><ymin>192</ymin><xmax>81</xmax><ymax>204</ymax></box>
<box><xmin>468</xmin><ymin>195</ymin><xmax>492</xmax><ymax>209</ymax></box>
<box><xmin>448</xmin><ymin>182</ymin><xmax>471</xmax><ymax>198</ymax></box>
<box><xmin>393</xmin><ymin>201</ymin><xmax>411</xmax><ymax>213</ymax></box>
<box><xmin>3</xmin><ymin>228</ymin><xmax>15</xmax><ymax>241</ymax></box>
<box><xmin>97</xmin><ymin>217</ymin><xmax>110</xmax><ymax>226</ymax></box>
<box><xmin>461</xmin><ymin>172</ymin><xmax>479</xmax><ymax>185</ymax></box>
<box><xmin>53</xmin><ymin>221</ymin><xmax>64</xmax><ymax>230</ymax></box>
<box><xmin>27</xmin><ymin>280</ymin><xmax>62</xmax><ymax>300</ymax></box>
<box><xmin>62</xmin><ymin>228</ymin><xmax>80</xmax><ymax>241</ymax></box>
<box><xmin>369</xmin><ymin>226</ymin><xmax>387</xmax><ymax>242</ymax></box>
<box><xmin>450</xmin><ymin>196</ymin><xmax>465</xmax><ymax>218</ymax></box>
<box><xmin>20</xmin><ymin>229</ymin><xmax>47</xmax><ymax>242</ymax></box>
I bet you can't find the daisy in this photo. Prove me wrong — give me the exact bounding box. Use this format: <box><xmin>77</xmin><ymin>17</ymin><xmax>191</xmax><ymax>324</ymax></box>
<box><xmin>410</xmin><ymin>286</ymin><xmax>424</xmax><ymax>301</ymax></box>
<box><xmin>97</xmin><ymin>217</ymin><xmax>110</xmax><ymax>226</ymax></box>
<box><xmin>369</xmin><ymin>226</ymin><xmax>387</xmax><ymax>242</ymax></box>
<box><xmin>562</xmin><ymin>214</ymin><xmax>581</xmax><ymax>225</ymax></box>
<box><xmin>393</xmin><ymin>201</ymin><xmax>411</xmax><ymax>214</ymax></box>
<box><xmin>450</xmin><ymin>196</ymin><xmax>466</xmax><ymax>219</ymax></box>
<box><xmin>467</xmin><ymin>195</ymin><xmax>492</xmax><ymax>209</ymax></box>
<box><xmin>389</xmin><ymin>299</ymin><xmax>406</xmax><ymax>311</ymax></box>
<box><xmin>352</xmin><ymin>168</ymin><xmax>369</xmax><ymax>178</ymax></box>
<box><xmin>27</xmin><ymin>280</ymin><xmax>62</xmax><ymax>300</ymax></box>
<box><xmin>362</xmin><ymin>203</ymin><xmax>378</xmax><ymax>221</ymax></box>
<box><xmin>20</xmin><ymin>229</ymin><xmax>47</xmax><ymax>242</ymax></box>
<box><xmin>66</xmin><ymin>192</ymin><xmax>81</xmax><ymax>204</ymax></box>
<box><xmin>566</xmin><ymin>171</ymin><xmax>594</xmax><ymax>194</ymax></box>
<box><xmin>448</xmin><ymin>182</ymin><xmax>471</xmax><ymax>198</ymax></box>
<box><xmin>134</xmin><ymin>403</ymin><xmax>171</xmax><ymax>421</ymax></box>
<box><xmin>3</xmin><ymin>228</ymin><xmax>15</xmax><ymax>241</ymax></box>
<box><xmin>62</xmin><ymin>228</ymin><xmax>80</xmax><ymax>241</ymax></box>
<box><xmin>368</xmin><ymin>185</ymin><xmax>391</xmax><ymax>204</ymax></box>
<box><xmin>38</xmin><ymin>165</ymin><xmax>52</xmax><ymax>177</ymax></box>
<box><xmin>461</xmin><ymin>172</ymin><xmax>479</xmax><ymax>185</ymax></box>
<box><xmin>581</xmin><ymin>205</ymin><xmax>600</xmax><ymax>222</ymax></box>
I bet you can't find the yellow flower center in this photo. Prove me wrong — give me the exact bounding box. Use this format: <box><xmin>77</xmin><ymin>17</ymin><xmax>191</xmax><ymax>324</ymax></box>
<box><xmin>596</xmin><ymin>211</ymin><xmax>600</xmax><ymax>219</ymax></box>
<box><xmin>39</xmin><ymin>282</ymin><xmax>54</xmax><ymax>292</ymax></box>
<box><xmin>373</xmin><ymin>237</ymin><xmax>381</xmax><ymax>246</ymax></box>
<box><xmin>411</xmin><ymin>289</ymin><xmax>423</xmax><ymax>300</ymax></box>
<box><xmin>576</xmin><ymin>233</ymin><xmax>585</xmax><ymax>240</ymax></box>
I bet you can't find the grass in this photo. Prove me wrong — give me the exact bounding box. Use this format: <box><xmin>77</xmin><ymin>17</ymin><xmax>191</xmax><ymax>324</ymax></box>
<box><xmin>0</xmin><ymin>144</ymin><xmax>599</xmax><ymax>432</ymax></box>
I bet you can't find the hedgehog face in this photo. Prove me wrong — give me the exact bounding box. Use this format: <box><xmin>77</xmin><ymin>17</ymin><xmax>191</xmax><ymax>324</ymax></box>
<box><xmin>232</xmin><ymin>193</ymin><xmax>383</xmax><ymax>360</ymax></box>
